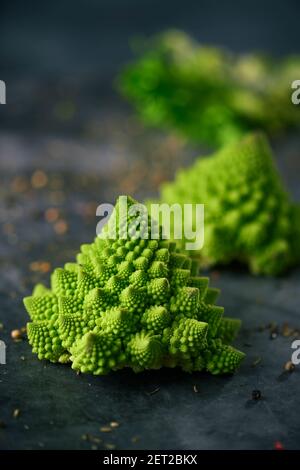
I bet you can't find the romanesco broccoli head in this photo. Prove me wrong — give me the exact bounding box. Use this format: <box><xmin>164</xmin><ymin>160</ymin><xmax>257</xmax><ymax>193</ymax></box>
<box><xmin>24</xmin><ymin>195</ymin><xmax>244</xmax><ymax>376</ymax></box>
<box><xmin>159</xmin><ymin>133</ymin><xmax>300</xmax><ymax>275</ymax></box>
<box><xmin>118</xmin><ymin>30</ymin><xmax>300</xmax><ymax>146</ymax></box>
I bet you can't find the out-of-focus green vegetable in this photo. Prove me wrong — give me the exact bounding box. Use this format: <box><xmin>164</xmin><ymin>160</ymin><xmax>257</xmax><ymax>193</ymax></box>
<box><xmin>118</xmin><ymin>30</ymin><xmax>300</xmax><ymax>146</ymax></box>
<box><xmin>156</xmin><ymin>133</ymin><xmax>300</xmax><ymax>275</ymax></box>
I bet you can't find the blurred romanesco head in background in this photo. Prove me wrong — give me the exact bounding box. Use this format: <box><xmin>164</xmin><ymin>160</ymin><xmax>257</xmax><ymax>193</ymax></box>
<box><xmin>118</xmin><ymin>30</ymin><xmax>300</xmax><ymax>147</ymax></box>
<box><xmin>24</xmin><ymin>195</ymin><xmax>244</xmax><ymax>377</ymax></box>
<box><xmin>158</xmin><ymin>133</ymin><xmax>300</xmax><ymax>275</ymax></box>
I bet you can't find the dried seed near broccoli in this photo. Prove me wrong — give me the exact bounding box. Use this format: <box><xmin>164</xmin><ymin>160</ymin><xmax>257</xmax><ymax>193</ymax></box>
<box><xmin>284</xmin><ymin>361</ymin><xmax>295</xmax><ymax>372</ymax></box>
<box><xmin>88</xmin><ymin>435</ymin><xmax>102</xmax><ymax>444</ymax></box>
<box><xmin>100</xmin><ymin>426</ymin><xmax>112</xmax><ymax>433</ymax></box>
<box><xmin>105</xmin><ymin>443</ymin><xmax>116</xmax><ymax>450</ymax></box>
<box><xmin>11</xmin><ymin>326</ymin><xmax>27</xmax><ymax>341</ymax></box>
<box><xmin>281</xmin><ymin>323</ymin><xmax>300</xmax><ymax>337</ymax></box>
<box><xmin>110</xmin><ymin>421</ymin><xmax>119</xmax><ymax>428</ymax></box>
<box><xmin>282</xmin><ymin>323</ymin><xmax>294</xmax><ymax>337</ymax></box>
<box><xmin>251</xmin><ymin>357</ymin><xmax>262</xmax><ymax>367</ymax></box>
<box><xmin>13</xmin><ymin>409</ymin><xmax>20</xmax><ymax>418</ymax></box>
<box><xmin>11</xmin><ymin>329</ymin><xmax>23</xmax><ymax>340</ymax></box>
<box><xmin>252</xmin><ymin>390</ymin><xmax>262</xmax><ymax>400</ymax></box>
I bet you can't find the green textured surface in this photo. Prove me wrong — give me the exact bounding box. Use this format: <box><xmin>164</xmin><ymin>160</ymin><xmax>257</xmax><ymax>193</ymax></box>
<box><xmin>158</xmin><ymin>133</ymin><xmax>300</xmax><ymax>275</ymax></box>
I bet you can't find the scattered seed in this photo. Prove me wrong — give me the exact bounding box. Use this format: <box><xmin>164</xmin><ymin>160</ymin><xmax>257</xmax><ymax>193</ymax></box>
<box><xmin>251</xmin><ymin>357</ymin><xmax>262</xmax><ymax>367</ymax></box>
<box><xmin>82</xmin><ymin>433</ymin><xmax>102</xmax><ymax>444</ymax></box>
<box><xmin>282</xmin><ymin>323</ymin><xmax>294</xmax><ymax>337</ymax></box>
<box><xmin>24</xmin><ymin>424</ymin><xmax>29</xmax><ymax>430</ymax></box>
<box><xmin>284</xmin><ymin>361</ymin><xmax>295</xmax><ymax>372</ymax></box>
<box><xmin>0</xmin><ymin>323</ymin><xmax>3</xmax><ymax>331</ymax></box>
<box><xmin>11</xmin><ymin>329</ymin><xmax>23</xmax><ymax>340</ymax></box>
<box><xmin>252</xmin><ymin>389</ymin><xmax>262</xmax><ymax>400</ymax></box>
<box><xmin>54</xmin><ymin>219</ymin><xmax>68</xmax><ymax>235</ymax></box>
<box><xmin>45</xmin><ymin>208</ymin><xmax>60</xmax><ymax>223</ymax></box>
<box><xmin>13</xmin><ymin>409</ymin><xmax>20</xmax><ymax>418</ymax></box>
<box><xmin>20</xmin><ymin>356</ymin><xmax>25</xmax><ymax>361</ymax></box>
<box><xmin>31</xmin><ymin>170</ymin><xmax>48</xmax><ymax>189</ymax></box>
<box><xmin>105</xmin><ymin>443</ymin><xmax>116</xmax><ymax>450</ymax></box>
<box><xmin>270</xmin><ymin>332</ymin><xmax>277</xmax><ymax>340</ymax></box>
<box><xmin>131</xmin><ymin>436</ymin><xmax>140</xmax><ymax>443</ymax></box>
<box><xmin>148</xmin><ymin>387</ymin><xmax>160</xmax><ymax>396</ymax></box>
<box><xmin>110</xmin><ymin>421</ymin><xmax>119</xmax><ymax>428</ymax></box>
<box><xmin>29</xmin><ymin>261</ymin><xmax>51</xmax><ymax>273</ymax></box>
<box><xmin>193</xmin><ymin>385</ymin><xmax>199</xmax><ymax>393</ymax></box>
<box><xmin>91</xmin><ymin>445</ymin><xmax>98</xmax><ymax>450</ymax></box>
<box><xmin>100</xmin><ymin>426</ymin><xmax>112</xmax><ymax>433</ymax></box>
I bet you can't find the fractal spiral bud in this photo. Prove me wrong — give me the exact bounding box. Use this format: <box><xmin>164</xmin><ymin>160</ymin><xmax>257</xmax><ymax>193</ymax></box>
<box><xmin>24</xmin><ymin>196</ymin><xmax>245</xmax><ymax>376</ymax></box>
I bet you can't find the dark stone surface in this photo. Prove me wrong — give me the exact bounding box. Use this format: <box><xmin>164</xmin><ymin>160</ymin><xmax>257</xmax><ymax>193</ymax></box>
<box><xmin>0</xmin><ymin>122</ymin><xmax>299</xmax><ymax>450</ymax></box>
<box><xmin>0</xmin><ymin>0</ymin><xmax>300</xmax><ymax>451</ymax></box>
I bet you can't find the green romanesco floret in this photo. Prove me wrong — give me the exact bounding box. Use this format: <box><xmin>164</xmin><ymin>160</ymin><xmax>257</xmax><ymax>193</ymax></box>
<box><xmin>157</xmin><ymin>133</ymin><xmax>300</xmax><ymax>276</ymax></box>
<box><xmin>118</xmin><ymin>30</ymin><xmax>300</xmax><ymax>146</ymax></box>
<box><xmin>24</xmin><ymin>195</ymin><xmax>244</xmax><ymax>376</ymax></box>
